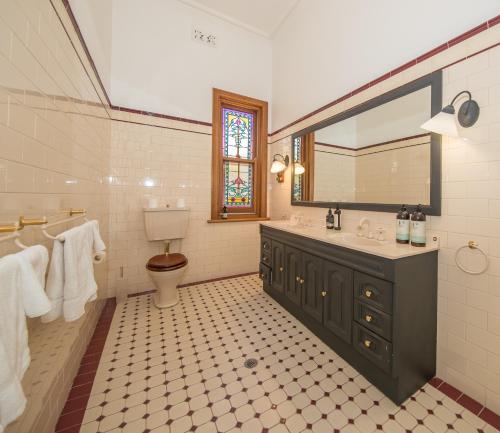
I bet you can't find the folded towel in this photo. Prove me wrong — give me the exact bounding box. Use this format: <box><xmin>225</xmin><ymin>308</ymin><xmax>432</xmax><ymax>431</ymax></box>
<box><xmin>43</xmin><ymin>220</ymin><xmax>106</xmax><ymax>323</ymax></box>
<box><xmin>0</xmin><ymin>247</ymin><xmax>50</xmax><ymax>432</ymax></box>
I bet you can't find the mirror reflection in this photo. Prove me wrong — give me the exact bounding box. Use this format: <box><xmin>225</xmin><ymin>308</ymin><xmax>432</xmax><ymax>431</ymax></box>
<box><xmin>293</xmin><ymin>86</ymin><xmax>432</xmax><ymax>206</ymax></box>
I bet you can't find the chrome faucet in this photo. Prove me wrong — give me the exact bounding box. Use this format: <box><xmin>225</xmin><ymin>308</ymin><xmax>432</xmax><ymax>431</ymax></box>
<box><xmin>357</xmin><ymin>218</ymin><xmax>370</xmax><ymax>237</ymax></box>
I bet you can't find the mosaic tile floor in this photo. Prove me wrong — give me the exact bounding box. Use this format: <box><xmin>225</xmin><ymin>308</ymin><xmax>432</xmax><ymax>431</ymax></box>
<box><xmin>76</xmin><ymin>275</ymin><xmax>496</xmax><ymax>433</ymax></box>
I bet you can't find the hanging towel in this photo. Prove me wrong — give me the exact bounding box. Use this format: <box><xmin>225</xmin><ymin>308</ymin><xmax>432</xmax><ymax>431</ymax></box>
<box><xmin>0</xmin><ymin>248</ymin><xmax>51</xmax><ymax>432</ymax></box>
<box><xmin>43</xmin><ymin>220</ymin><xmax>106</xmax><ymax>323</ymax></box>
<box><xmin>17</xmin><ymin>245</ymin><xmax>51</xmax><ymax>317</ymax></box>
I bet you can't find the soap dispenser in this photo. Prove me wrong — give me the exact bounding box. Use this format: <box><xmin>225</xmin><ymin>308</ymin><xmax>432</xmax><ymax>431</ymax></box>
<box><xmin>326</xmin><ymin>208</ymin><xmax>334</xmax><ymax>229</ymax></box>
<box><xmin>396</xmin><ymin>204</ymin><xmax>410</xmax><ymax>244</ymax></box>
<box><xmin>410</xmin><ymin>204</ymin><xmax>426</xmax><ymax>247</ymax></box>
<box><xmin>334</xmin><ymin>204</ymin><xmax>341</xmax><ymax>231</ymax></box>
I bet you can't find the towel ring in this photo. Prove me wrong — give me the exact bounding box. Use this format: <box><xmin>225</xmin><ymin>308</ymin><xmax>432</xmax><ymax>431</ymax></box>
<box><xmin>454</xmin><ymin>241</ymin><xmax>489</xmax><ymax>275</ymax></box>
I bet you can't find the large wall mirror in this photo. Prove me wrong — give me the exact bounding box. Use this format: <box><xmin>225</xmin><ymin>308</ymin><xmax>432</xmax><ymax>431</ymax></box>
<box><xmin>291</xmin><ymin>71</ymin><xmax>442</xmax><ymax>215</ymax></box>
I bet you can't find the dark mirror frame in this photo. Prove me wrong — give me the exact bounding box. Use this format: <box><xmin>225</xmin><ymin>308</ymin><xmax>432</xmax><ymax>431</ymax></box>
<box><xmin>291</xmin><ymin>70</ymin><xmax>442</xmax><ymax>216</ymax></box>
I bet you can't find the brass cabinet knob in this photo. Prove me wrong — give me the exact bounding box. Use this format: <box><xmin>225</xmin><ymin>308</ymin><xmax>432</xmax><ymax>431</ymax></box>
<box><xmin>279</xmin><ymin>267</ymin><xmax>284</xmax><ymax>272</ymax></box>
<box><xmin>365</xmin><ymin>314</ymin><xmax>373</xmax><ymax>323</ymax></box>
<box><xmin>263</xmin><ymin>242</ymin><xmax>269</xmax><ymax>249</ymax></box>
<box><xmin>296</xmin><ymin>276</ymin><xmax>300</xmax><ymax>282</ymax></box>
<box><xmin>364</xmin><ymin>289</ymin><xmax>373</xmax><ymax>298</ymax></box>
<box><xmin>263</xmin><ymin>256</ymin><xmax>268</xmax><ymax>261</ymax></box>
<box><xmin>300</xmin><ymin>279</ymin><xmax>304</xmax><ymax>284</ymax></box>
<box><xmin>321</xmin><ymin>291</ymin><xmax>327</xmax><ymax>297</ymax></box>
<box><xmin>259</xmin><ymin>273</ymin><xmax>264</xmax><ymax>279</ymax></box>
<box><xmin>364</xmin><ymin>339</ymin><xmax>372</xmax><ymax>348</ymax></box>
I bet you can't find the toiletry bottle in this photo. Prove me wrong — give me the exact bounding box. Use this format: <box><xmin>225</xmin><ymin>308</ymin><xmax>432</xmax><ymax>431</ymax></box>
<box><xmin>334</xmin><ymin>204</ymin><xmax>341</xmax><ymax>231</ymax></box>
<box><xmin>326</xmin><ymin>208</ymin><xmax>334</xmax><ymax>229</ymax></box>
<box><xmin>396</xmin><ymin>204</ymin><xmax>410</xmax><ymax>244</ymax></box>
<box><xmin>410</xmin><ymin>204</ymin><xmax>426</xmax><ymax>247</ymax></box>
<box><xmin>221</xmin><ymin>206</ymin><xmax>228</xmax><ymax>219</ymax></box>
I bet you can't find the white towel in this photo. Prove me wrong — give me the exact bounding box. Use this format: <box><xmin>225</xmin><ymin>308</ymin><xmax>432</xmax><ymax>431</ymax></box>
<box><xmin>43</xmin><ymin>220</ymin><xmax>106</xmax><ymax>323</ymax></box>
<box><xmin>0</xmin><ymin>247</ymin><xmax>51</xmax><ymax>432</ymax></box>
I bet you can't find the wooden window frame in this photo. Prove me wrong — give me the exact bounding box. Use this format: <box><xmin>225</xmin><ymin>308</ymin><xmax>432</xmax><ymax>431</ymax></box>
<box><xmin>210</xmin><ymin>89</ymin><xmax>268</xmax><ymax>222</ymax></box>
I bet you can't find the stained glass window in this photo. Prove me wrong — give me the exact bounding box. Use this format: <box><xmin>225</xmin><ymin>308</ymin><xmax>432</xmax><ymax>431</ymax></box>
<box><xmin>222</xmin><ymin>108</ymin><xmax>253</xmax><ymax>159</ymax></box>
<box><xmin>222</xmin><ymin>108</ymin><xmax>255</xmax><ymax>209</ymax></box>
<box><xmin>224</xmin><ymin>162</ymin><xmax>253</xmax><ymax>207</ymax></box>
<box><xmin>293</xmin><ymin>137</ymin><xmax>303</xmax><ymax>201</ymax></box>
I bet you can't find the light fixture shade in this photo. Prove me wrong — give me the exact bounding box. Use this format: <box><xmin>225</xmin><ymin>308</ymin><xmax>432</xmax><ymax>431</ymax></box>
<box><xmin>270</xmin><ymin>159</ymin><xmax>286</xmax><ymax>173</ymax></box>
<box><xmin>421</xmin><ymin>110</ymin><xmax>459</xmax><ymax>138</ymax></box>
<box><xmin>294</xmin><ymin>162</ymin><xmax>305</xmax><ymax>175</ymax></box>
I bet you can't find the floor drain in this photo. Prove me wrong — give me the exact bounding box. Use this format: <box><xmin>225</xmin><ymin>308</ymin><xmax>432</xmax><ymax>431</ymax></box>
<box><xmin>244</xmin><ymin>358</ymin><xmax>258</xmax><ymax>369</ymax></box>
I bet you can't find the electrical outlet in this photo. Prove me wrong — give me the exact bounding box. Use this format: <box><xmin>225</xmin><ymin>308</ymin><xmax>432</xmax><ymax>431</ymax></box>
<box><xmin>192</xmin><ymin>28</ymin><xmax>216</xmax><ymax>47</ymax></box>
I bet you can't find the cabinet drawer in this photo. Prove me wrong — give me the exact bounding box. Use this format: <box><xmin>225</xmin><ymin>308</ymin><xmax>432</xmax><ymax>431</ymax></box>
<box><xmin>353</xmin><ymin>323</ymin><xmax>392</xmax><ymax>373</ymax></box>
<box><xmin>354</xmin><ymin>272</ymin><xmax>393</xmax><ymax>314</ymax></box>
<box><xmin>259</xmin><ymin>262</ymin><xmax>271</xmax><ymax>285</ymax></box>
<box><xmin>354</xmin><ymin>301</ymin><xmax>392</xmax><ymax>341</ymax></box>
<box><xmin>261</xmin><ymin>237</ymin><xmax>271</xmax><ymax>254</ymax></box>
<box><xmin>261</xmin><ymin>237</ymin><xmax>272</xmax><ymax>265</ymax></box>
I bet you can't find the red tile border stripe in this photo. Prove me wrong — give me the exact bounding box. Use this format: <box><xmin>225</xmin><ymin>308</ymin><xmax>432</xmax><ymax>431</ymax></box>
<box><xmin>429</xmin><ymin>377</ymin><xmax>500</xmax><ymax>430</ymax></box>
<box><xmin>55</xmin><ymin>298</ymin><xmax>117</xmax><ymax>433</ymax></box>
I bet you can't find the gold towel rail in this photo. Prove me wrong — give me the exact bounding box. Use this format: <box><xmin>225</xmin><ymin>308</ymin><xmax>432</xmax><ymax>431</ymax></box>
<box><xmin>0</xmin><ymin>224</ymin><xmax>18</xmax><ymax>234</ymax></box>
<box><xmin>18</xmin><ymin>216</ymin><xmax>48</xmax><ymax>230</ymax></box>
<box><xmin>69</xmin><ymin>208</ymin><xmax>86</xmax><ymax>216</ymax></box>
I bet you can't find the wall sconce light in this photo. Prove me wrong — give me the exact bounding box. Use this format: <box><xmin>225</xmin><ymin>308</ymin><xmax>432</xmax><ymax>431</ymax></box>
<box><xmin>421</xmin><ymin>90</ymin><xmax>480</xmax><ymax>138</ymax></box>
<box><xmin>294</xmin><ymin>162</ymin><xmax>305</xmax><ymax>175</ymax></box>
<box><xmin>270</xmin><ymin>154</ymin><xmax>289</xmax><ymax>182</ymax></box>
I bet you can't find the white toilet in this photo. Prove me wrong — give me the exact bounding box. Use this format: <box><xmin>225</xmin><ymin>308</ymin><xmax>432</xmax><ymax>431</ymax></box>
<box><xmin>143</xmin><ymin>207</ymin><xmax>189</xmax><ymax>308</ymax></box>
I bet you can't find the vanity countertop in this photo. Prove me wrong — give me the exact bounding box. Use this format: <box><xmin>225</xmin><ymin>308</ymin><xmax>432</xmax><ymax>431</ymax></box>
<box><xmin>260</xmin><ymin>220</ymin><xmax>438</xmax><ymax>260</ymax></box>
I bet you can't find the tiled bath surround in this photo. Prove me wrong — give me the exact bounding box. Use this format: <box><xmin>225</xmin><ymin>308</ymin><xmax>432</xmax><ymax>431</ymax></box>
<box><xmin>269</xmin><ymin>44</ymin><xmax>500</xmax><ymax>412</ymax></box>
<box><xmin>0</xmin><ymin>0</ymin><xmax>110</xmax><ymax>432</ymax></box>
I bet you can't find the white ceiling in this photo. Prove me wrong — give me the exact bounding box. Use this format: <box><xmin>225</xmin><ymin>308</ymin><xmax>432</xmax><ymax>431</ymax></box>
<box><xmin>178</xmin><ymin>0</ymin><xmax>299</xmax><ymax>37</ymax></box>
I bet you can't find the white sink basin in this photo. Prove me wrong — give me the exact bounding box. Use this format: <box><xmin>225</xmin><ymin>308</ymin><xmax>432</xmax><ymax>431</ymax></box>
<box><xmin>342</xmin><ymin>233</ymin><xmax>386</xmax><ymax>247</ymax></box>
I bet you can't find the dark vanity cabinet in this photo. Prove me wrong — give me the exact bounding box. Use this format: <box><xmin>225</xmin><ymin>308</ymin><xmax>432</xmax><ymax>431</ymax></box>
<box><xmin>259</xmin><ymin>225</ymin><xmax>438</xmax><ymax>404</ymax></box>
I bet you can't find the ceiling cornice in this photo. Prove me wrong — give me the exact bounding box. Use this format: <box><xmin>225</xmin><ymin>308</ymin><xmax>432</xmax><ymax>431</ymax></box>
<box><xmin>178</xmin><ymin>0</ymin><xmax>298</xmax><ymax>38</ymax></box>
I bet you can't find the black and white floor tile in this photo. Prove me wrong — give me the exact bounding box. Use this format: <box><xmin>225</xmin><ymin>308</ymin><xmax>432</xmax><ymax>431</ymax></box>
<box><xmin>77</xmin><ymin>275</ymin><xmax>495</xmax><ymax>433</ymax></box>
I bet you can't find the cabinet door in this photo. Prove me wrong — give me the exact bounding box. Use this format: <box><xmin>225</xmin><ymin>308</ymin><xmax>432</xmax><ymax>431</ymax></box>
<box><xmin>323</xmin><ymin>260</ymin><xmax>353</xmax><ymax>343</ymax></box>
<box><xmin>302</xmin><ymin>252</ymin><xmax>323</xmax><ymax>323</ymax></box>
<box><xmin>271</xmin><ymin>240</ymin><xmax>285</xmax><ymax>293</ymax></box>
<box><xmin>284</xmin><ymin>246</ymin><xmax>302</xmax><ymax>306</ymax></box>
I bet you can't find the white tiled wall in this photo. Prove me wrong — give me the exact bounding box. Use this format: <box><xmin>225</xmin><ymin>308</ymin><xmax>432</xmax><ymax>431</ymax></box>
<box><xmin>268</xmin><ymin>44</ymin><xmax>500</xmax><ymax>412</ymax></box>
<box><xmin>0</xmin><ymin>0</ymin><xmax>111</xmax><ymax>432</ymax></box>
<box><xmin>107</xmin><ymin>120</ymin><xmax>261</xmax><ymax>297</ymax></box>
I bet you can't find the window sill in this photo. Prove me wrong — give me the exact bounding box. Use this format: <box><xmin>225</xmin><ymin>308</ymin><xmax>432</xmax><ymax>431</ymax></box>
<box><xmin>207</xmin><ymin>217</ymin><xmax>270</xmax><ymax>223</ymax></box>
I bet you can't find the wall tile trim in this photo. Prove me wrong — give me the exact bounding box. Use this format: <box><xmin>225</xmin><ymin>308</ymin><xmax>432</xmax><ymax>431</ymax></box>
<box><xmin>429</xmin><ymin>377</ymin><xmax>500</xmax><ymax>430</ymax></box>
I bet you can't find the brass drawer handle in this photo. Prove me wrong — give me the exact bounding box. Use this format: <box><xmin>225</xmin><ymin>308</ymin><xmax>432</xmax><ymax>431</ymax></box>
<box><xmin>279</xmin><ymin>267</ymin><xmax>284</xmax><ymax>272</ymax></box>
<box><xmin>259</xmin><ymin>273</ymin><xmax>264</xmax><ymax>279</ymax></box>
<box><xmin>364</xmin><ymin>289</ymin><xmax>373</xmax><ymax>298</ymax></box>
<box><xmin>321</xmin><ymin>291</ymin><xmax>327</xmax><ymax>297</ymax></box>
<box><xmin>263</xmin><ymin>256</ymin><xmax>268</xmax><ymax>261</ymax></box>
<box><xmin>300</xmin><ymin>279</ymin><xmax>304</xmax><ymax>284</ymax></box>
<box><xmin>364</xmin><ymin>339</ymin><xmax>372</xmax><ymax>349</ymax></box>
<box><xmin>263</xmin><ymin>242</ymin><xmax>269</xmax><ymax>249</ymax></box>
<box><xmin>365</xmin><ymin>314</ymin><xmax>373</xmax><ymax>323</ymax></box>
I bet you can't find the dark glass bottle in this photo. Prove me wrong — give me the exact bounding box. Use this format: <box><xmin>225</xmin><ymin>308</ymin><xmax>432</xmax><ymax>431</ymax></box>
<box><xmin>410</xmin><ymin>204</ymin><xmax>426</xmax><ymax>247</ymax></box>
<box><xmin>396</xmin><ymin>204</ymin><xmax>410</xmax><ymax>244</ymax></box>
<box><xmin>326</xmin><ymin>208</ymin><xmax>334</xmax><ymax>229</ymax></box>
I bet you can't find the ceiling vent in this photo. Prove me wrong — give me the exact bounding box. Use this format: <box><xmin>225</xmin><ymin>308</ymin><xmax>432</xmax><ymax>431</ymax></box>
<box><xmin>192</xmin><ymin>28</ymin><xmax>217</xmax><ymax>47</ymax></box>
